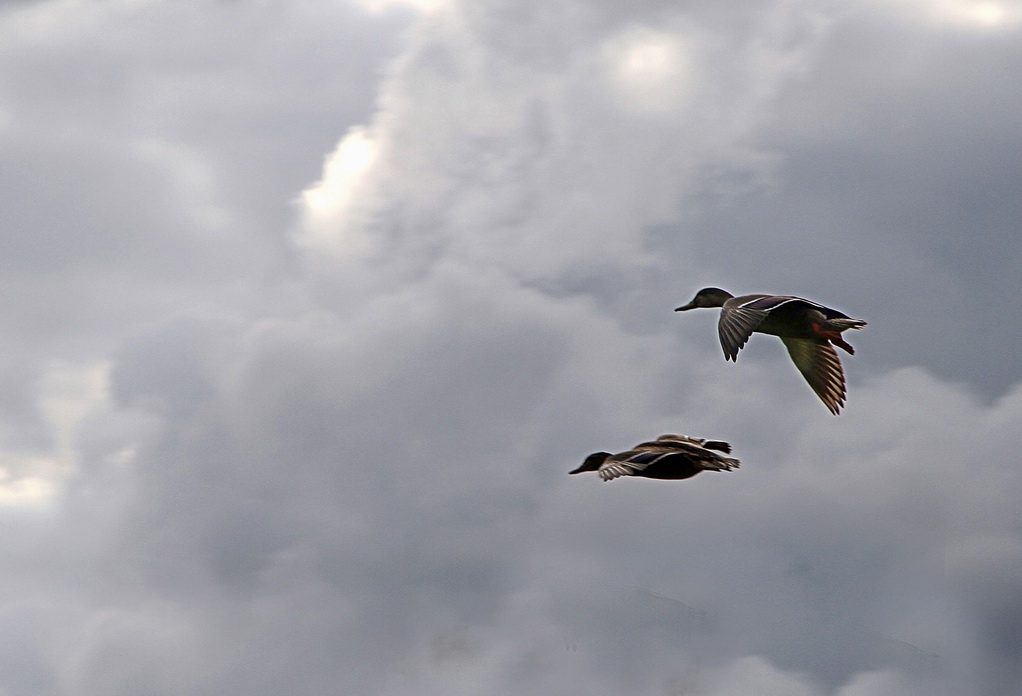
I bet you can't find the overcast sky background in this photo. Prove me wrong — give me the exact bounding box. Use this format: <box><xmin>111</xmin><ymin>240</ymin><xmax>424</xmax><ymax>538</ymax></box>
<box><xmin>1</xmin><ymin>0</ymin><xmax>1021</xmax><ymax>693</ymax></box>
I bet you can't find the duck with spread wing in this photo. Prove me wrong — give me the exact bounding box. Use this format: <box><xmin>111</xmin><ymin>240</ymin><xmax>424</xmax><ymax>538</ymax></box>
<box><xmin>675</xmin><ymin>288</ymin><xmax>867</xmax><ymax>414</ymax></box>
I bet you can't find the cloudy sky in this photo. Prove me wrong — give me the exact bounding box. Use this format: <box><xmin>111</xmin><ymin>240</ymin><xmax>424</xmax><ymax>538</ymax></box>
<box><xmin>1</xmin><ymin>0</ymin><xmax>1021</xmax><ymax>693</ymax></box>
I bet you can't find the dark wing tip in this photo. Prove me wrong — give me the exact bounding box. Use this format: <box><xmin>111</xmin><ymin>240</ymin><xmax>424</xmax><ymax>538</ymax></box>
<box><xmin>701</xmin><ymin>440</ymin><xmax>732</xmax><ymax>453</ymax></box>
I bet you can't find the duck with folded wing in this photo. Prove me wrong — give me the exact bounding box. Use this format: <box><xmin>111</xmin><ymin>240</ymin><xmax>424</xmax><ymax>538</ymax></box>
<box><xmin>570</xmin><ymin>434</ymin><xmax>740</xmax><ymax>482</ymax></box>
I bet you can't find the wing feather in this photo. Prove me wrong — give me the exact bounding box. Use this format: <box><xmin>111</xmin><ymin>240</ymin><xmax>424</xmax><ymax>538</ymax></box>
<box><xmin>633</xmin><ymin>435</ymin><xmax>712</xmax><ymax>454</ymax></box>
<box><xmin>598</xmin><ymin>449</ymin><xmax>673</xmax><ymax>480</ymax></box>
<box><xmin>781</xmin><ymin>337</ymin><xmax>847</xmax><ymax>415</ymax></box>
<box><xmin>718</xmin><ymin>306</ymin><xmax>768</xmax><ymax>361</ymax></box>
<box><xmin>647</xmin><ymin>435</ymin><xmax>732</xmax><ymax>454</ymax></box>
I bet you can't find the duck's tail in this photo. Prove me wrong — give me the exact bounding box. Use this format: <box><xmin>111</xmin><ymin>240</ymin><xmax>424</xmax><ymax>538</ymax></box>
<box><xmin>700</xmin><ymin>439</ymin><xmax>732</xmax><ymax>454</ymax></box>
<box><xmin>831</xmin><ymin>318</ymin><xmax>868</xmax><ymax>331</ymax></box>
<box><xmin>704</xmin><ymin>456</ymin><xmax>741</xmax><ymax>472</ymax></box>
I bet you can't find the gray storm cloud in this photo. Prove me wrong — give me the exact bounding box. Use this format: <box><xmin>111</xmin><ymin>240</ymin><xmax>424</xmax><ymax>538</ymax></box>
<box><xmin>0</xmin><ymin>0</ymin><xmax>1019</xmax><ymax>694</ymax></box>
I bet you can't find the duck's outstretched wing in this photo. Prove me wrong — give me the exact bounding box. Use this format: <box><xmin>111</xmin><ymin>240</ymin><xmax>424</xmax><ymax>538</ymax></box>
<box><xmin>719</xmin><ymin>295</ymin><xmax>830</xmax><ymax>361</ymax></box>
<box><xmin>718</xmin><ymin>304</ymin><xmax>769</xmax><ymax>361</ymax></box>
<box><xmin>781</xmin><ymin>337</ymin><xmax>847</xmax><ymax>415</ymax></box>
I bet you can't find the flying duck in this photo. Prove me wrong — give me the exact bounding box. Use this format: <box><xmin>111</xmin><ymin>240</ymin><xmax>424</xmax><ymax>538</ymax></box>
<box><xmin>569</xmin><ymin>434</ymin><xmax>741</xmax><ymax>482</ymax></box>
<box><xmin>675</xmin><ymin>287</ymin><xmax>867</xmax><ymax>414</ymax></box>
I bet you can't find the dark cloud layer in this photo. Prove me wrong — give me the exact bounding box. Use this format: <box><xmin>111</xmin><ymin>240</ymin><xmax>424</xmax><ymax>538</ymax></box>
<box><xmin>0</xmin><ymin>0</ymin><xmax>1020</xmax><ymax>694</ymax></box>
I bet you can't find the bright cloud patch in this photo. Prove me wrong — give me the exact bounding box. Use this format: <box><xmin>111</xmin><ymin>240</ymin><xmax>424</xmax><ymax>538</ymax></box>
<box><xmin>938</xmin><ymin>1</ymin><xmax>1018</xmax><ymax>27</ymax></box>
<box><xmin>886</xmin><ymin>0</ymin><xmax>1022</xmax><ymax>29</ymax></box>
<box><xmin>603</xmin><ymin>26</ymin><xmax>691</xmax><ymax>114</ymax></box>
<box><xmin>2</xmin><ymin>0</ymin><xmax>1022</xmax><ymax>694</ymax></box>
<box><xmin>295</xmin><ymin>126</ymin><xmax>381</xmax><ymax>258</ymax></box>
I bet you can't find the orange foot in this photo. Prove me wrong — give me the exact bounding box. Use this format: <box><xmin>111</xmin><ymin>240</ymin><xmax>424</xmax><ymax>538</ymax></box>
<box><xmin>811</xmin><ymin>322</ymin><xmax>855</xmax><ymax>355</ymax></box>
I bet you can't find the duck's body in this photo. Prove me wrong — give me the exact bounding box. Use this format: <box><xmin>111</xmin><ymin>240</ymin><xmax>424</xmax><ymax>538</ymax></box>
<box><xmin>570</xmin><ymin>434</ymin><xmax>740</xmax><ymax>482</ymax></box>
<box><xmin>675</xmin><ymin>288</ymin><xmax>867</xmax><ymax>414</ymax></box>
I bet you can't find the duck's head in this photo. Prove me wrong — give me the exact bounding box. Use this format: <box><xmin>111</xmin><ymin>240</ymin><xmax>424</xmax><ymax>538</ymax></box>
<box><xmin>675</xmin><ymin>287</ymin><xmax>734</xmax><ymax>311</ymax></box>
<box><xmin>569</xmin><ymin>452</ymin><xmax>611</xmax><ymax>474</ymax></box>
